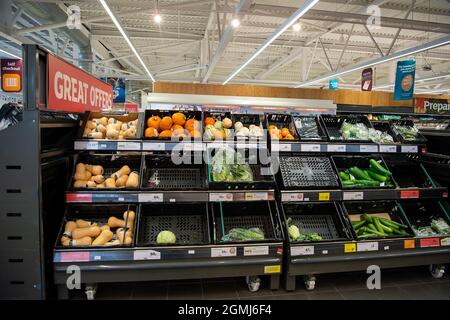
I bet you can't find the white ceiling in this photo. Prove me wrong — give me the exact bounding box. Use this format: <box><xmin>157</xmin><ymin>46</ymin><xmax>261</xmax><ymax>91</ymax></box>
<box><xmin>4</xmin><ymin>0</ymin><xmax>450</xmax><ymax>94</ymax></box>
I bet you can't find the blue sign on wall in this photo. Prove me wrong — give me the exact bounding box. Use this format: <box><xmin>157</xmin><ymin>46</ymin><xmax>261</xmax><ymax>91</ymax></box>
<box><xmin>329</xmin><ymin>79</ymin><xmax>339</xmax><ymax>90</ymax></box>
<box><xmin>394</xmin><ymin>60</ymin><xmax>416</xmax><ymax>100</ymax></box>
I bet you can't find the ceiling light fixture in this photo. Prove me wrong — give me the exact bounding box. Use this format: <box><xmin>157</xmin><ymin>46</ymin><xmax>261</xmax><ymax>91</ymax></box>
<box><xmin>154</xmin><ymin>13</ymin><xmax>162</xmax><ymax>24</ymax></box>
<box><xmin>0</xmin><ymin>48</ymin><xmax>21</xmax><ymax>60</ymax></box>
<box><xmin>222</xmin><ymin>0</ymin><xmax>319</xmax><ymax>85</ymax></box>
<box><xmin>231</xmin><ymin>18</ymin><xmax>240</xmax><ymax>28</ymax></box>
<box><xmin>293</xmin><ymin>23</ymin><xmax>301</xmax><ymax>32</ymax></box>
<box><xmin>98</xmin><ymin>0</ymin><xmax>155</xmax><ymax>82</ymax></box>
<box><xmin>294</xmin><ymin>34</ymin><xmax>450</xmax><ymax>88</ymax></box>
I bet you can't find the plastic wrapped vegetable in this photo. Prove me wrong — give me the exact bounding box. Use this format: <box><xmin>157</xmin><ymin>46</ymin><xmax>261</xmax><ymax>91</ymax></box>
<box><xmin>393</xmin><ymin>124</ymin><xmax>419</xmax><ymax>140</ymax></box>
<box><xmin>211</xmin><ymin>146</ymin><xmax>253</xmax><ymax>182</ymax></box>
<box><xmin>222</xmin><ymin>228</ymin><xmax>265</xmax><ymax>242</ymax></box>
<box><xmin>368</xmin><ymin>128</ymin><xmax>394</xmax><ymax>144</ymax></box>
<box><xmin>340</xmin><ymin>121</ymin><xmax>370</xmax><ymax>141</ymax></box>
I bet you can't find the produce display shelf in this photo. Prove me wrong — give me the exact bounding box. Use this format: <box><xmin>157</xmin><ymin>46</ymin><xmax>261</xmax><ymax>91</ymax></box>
<box><xmin>270</xmin><ymin>141</ymin><xmax>426</xmax><ymax>154</ymax></box>
<box><xmin>284</xmin><ymin>235</ymin><xmax>450</xmax><ymax>291</ymax></box>
<box><xmin>280</xmin><ymin>187</ymin><xmax>448</xmax><ymax>202</ymax></box>
<box><xmin>65</xmin><ymin>190</ymin><xmax>276</xmax><ymax>203</ymax></box>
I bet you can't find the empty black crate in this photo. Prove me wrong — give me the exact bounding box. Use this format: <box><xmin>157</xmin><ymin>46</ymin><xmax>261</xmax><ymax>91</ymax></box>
<box><xmin>342</xmin><ymin>201</ymin><xmax>413</xmax><ymax>239</ymax></box>
<box><xmin>141</xmin><ymin>154</ymin><xmax>207</xmax><ymax>190</ymax></box>
<box><xmin>398</xmin><ymin>200</ymin><xmax>450</xmax><ymax>237</ymax></box>
<box><xmin>383</xmin><ymin>155</ymin><xmax>435</xmax><ymax>188</ymax></box>
<box><xmin>321</xmin><ymin>115</ymin><xmax>373</xmax><ymax>142</ymax></box>
<box><xmin>137</xmin><ymin>203</ymin><xmax>210</xmax><ymax>246</ymax></box>
<box><xmin>212</xmin><ymin>201</ymin><xmax>280</xmax><ymax>244</ymax></box>
<box><xmin>266</xmin><ymin>113</ymin><xmax>299</xmax><ymax>140</ymax></box>
<box><xmin>292</xmin><ymin>116</ymin><xmax>327</xmax><ymax>141</ymax></box>
<box><xmin>143</xmin><ymin>109</ymin><xmax>203</xmax><ymax>140</ymax></box>
<box><xmin>282</xmin><ymin>202</ymin><xmax>351</xmax><ymax>242</ymax></box>
<box><xmin>69</xmin><ymin>153</ymin><xmax>142</xmax><ymax>191</ymax></box>
<box><xmin>278</xmin><ymin>156</ymin><xmax>339</xmax><ymax>189</ymax></box>
<box><xmin>207</xmin><ymin>147</ymin><xmax>275</xmax><ymax>190</ymax></box>
<box><xmin>390</xmin><ymin>119</ymin><xmax>427</xmax><ymax>144</ymax></box>
<box><xmin>55</xmin><ymin>204</ymin><xmax>138</xmax><ymax>249</ymax></box>
<box><xmin>331</xmin><ymin>155</ymin><xmax>397</xmax><ymax>189</ymax></box>
<box><xmin>371</xmin><ymin>121</ymin><xmax>398</xmax><ymax>144</ymax></box>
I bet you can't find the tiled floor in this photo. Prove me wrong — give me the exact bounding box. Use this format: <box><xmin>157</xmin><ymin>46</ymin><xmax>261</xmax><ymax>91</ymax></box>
<box><xmin>69</xmin><ymin>266</ymin><xmax>450</xmax><ymax>300</ymax></box>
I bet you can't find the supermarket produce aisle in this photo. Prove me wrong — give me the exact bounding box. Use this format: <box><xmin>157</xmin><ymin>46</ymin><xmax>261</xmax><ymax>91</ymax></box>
<box><xmin>68</xmin><ymin>266</ymin><xmax>450</xmax><ymax>300</ymax></box>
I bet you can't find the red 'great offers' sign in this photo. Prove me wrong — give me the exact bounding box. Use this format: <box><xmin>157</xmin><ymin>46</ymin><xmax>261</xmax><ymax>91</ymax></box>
<box><xmin>47</xmin><ymin>54</ymin><xmax>112</xmax><ymax>112</ymax></box>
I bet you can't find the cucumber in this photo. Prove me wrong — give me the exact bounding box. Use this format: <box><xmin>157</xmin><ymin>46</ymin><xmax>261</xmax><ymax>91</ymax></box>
<box><xmin>353</xmin><ymin>180</ymin><xmax>381</xmax><ymax>187</ymax></box>
<box><xmin>363</xmin><ymin>170</ymin><xmax>376</xmax><ymax>181</ymax></box>
<box><xmin>342</xmin><ymin>180</ymin><xmax>355</xmax><ymax>186</ymax></box>
<box><xmin>349</xmin><ymin>167</ymin><xmax>371</xmax><ymax>181</ymax></box>
<box><xmin>339</xmin><ymin>171</ymin><xmax>350</xmax><ymax>181</ymax></box>
<box><xmin>378</xmin><ymin>222</ymin><xmax>393</xmax><ymax>233</ymax></box>
<box><xmin>361</xmin><ymin>214</ymin><xmax>373</xmax><ymax>223</ymax></box>
<box><xmin>358</xmin><ymin>233</ymin><xmax>378</xmax><ymax>239</ymax></box>
<box><xmin>352</xmin><ymin>220</ymin><xmax>366</xmax><ymax>230</ymax></box>
<box><xmin>373</xmin><ymin>218</ymin><xmax>388</xmax><ymax>236</ymax></box>
<box><xmin>367</xmin><ymin>223</ymin><xmax>378</xmax><ymax>233</ymax></box>
<box><xmin>367</xmin><ymin>170</ymin><xmax>388</xmax><ymax>182</ymax></box>
<box><xmin>369</xmin><ymin>159</ymin><xmax>392</xmax><ymax>177</ymax></box>
<box><xmin>379</xmin><ymin>217</ymin><xmax>408</xmax><ymax>229</ymax></box>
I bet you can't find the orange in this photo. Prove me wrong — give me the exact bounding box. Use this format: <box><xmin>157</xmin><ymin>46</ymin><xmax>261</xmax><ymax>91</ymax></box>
<box><xmin>144</xmin><ymin>127</ymin><xmax>158</xmax><ymax>137</ymax></box>
<box><xmin>159</xmin><ymin>116</ymin><xmax>173</xmax><ymax>131</ymax></box>
<box><xmin>185</xmin><ymin>118</ymin><xmax>200</xmax><ymax>132</ymax></box>
<box><xmin>147</xmin><ymin>115</ymin><xmax>161</xmax><ymax>130</ymax></box>
<box><xmin>172</xmin><ymin>112</ymin><xmax>186</xmax><ymax>126</ymax></box>
<box><xmin>171</xmin><ymin>124</ymin><xmax>183</xmax><ymax>131</ymax></box>
<box><xmin>159</xmin><ymin>130</ymin><xmax>172</xmax><ymax>138</ymax></box>
<box><xmin>204</xmin><ymin>117</ymin><xmax>215</xmax><ymax>126</ymax></box>
<box><xmin>285</xmin><ymin>133</ymin><xmax>295</xmax><ymax>140</ymax></box>
<box><xmin>281</xmin><ymin>128</ymin><xmax>290</xmax><ymax>138</ymax></box>
<box><xmin>190</xmin><ymin>130</ymin><xmax>202</xmax><ymax>139</ymax></box>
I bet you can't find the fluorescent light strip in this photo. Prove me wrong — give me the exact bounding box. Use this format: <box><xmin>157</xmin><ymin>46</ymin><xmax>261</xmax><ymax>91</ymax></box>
<box><xmin>0</xmin><ymin>48</ymin><xmax>21</xmax><ymax>59</ymax></box>
<box><xmin>294</xmin><ymin>34</ymin><xmax>450</xmax><ymax>88</ymax></box>
<box><xmin>98</xmin><ymin>0</ymin><xmax>155</xmax><ymax>82</ymax></box>
<box><xmin>222</xmin><ymin>0</ymin><xmax>319</xmax><ymax>85</ymax></box>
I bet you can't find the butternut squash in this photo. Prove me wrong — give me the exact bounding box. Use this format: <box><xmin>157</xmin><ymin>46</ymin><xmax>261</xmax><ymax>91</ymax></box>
<box><xmin>112</xmin><ymin>165</ymin><xmax>131</xmax><ymax>179</ymax></box>
<box><xmin>105</xmin><ymin>177</ymin><xmax>116</xmax><ymax>188</ymax></box>
<box><xmin>115</xmin><ymin>174</ymin><xmax>128</xmax><ymax>187</ymax></box>
<box><xmin>108</xmin><ymin>216</ymin><xmax>125</xmax><ymax>228</ymax></box>
<box><xmin>125</xmin><ymin>172</ymin><xmax>139</xmax><ymax>188</ymax></box>
<box><xmin>104</xmin><ymin>239</ymin><xmax>121</xmax><ymax>246</ymax></box>
<box><xmin>123</xmin><ymin>210</ymin><xmax>136</xmax><ymax>224</ymax></box>
<box><xmin>114</xmin><ymin>122</ymin><xmax>122</xmax><ymax>131</ymax></box>
<box><xmin>117</xmin><ymin>228</ymin><xmax>133</xmax><ymax>245</ymax></box>
<box><xmin>72</xmin><ymin>226</ymin><xmax>101</xmax><ymax>239</ymax></box>
<box><xmin>96</xmin><ymin>183</ymin><xmax>105</xmax><ymax>188</ymax></box>
<box><xmin>84</xmin><ymin>164</ymin><xmax>93</xmax><ymax>172</ymax></box>
<box><xmin>124</xmin><ymin>127</ymin><xmax>136</xmax><ymax>138</ymax></box>
<box><xmin>96</xmin><ymin>124</ymin><xmax>107</xmax><ymax>134</ymax></box>
<box><xmin>73</xmin><ymin>180</ymin><xmax>88</xmax><ymax>188</ymax></box>
<box><xmin>91</xmin><ymin>165</ymin><xmax>104</xmax><ymax>176</ymax></box>
<box><xmin>88</xmin><ymin>131</ymin><xmax>104</xmax><ymax>139</ymax></box>
<box><xmin>76</xmin><ymin>163</ymin><xmax>86</xmax><ymax>173</ymax></box>
<box><xmin>91</xmin><ymin>118</ymin><xmax>101</xmax><ymax>125</ymax></box>
<box><xmin>92</xmin><ymin>229</ymin><xmax>114</xmax><ymax>246</ymax></box>
<box><xmin>121</xmin><ymin>123</ymin><xmax>129</xmax><ymax>131</ymax></box>
<box><xmin>75</xmin><ymin>170</ymin><xmax>92</xmax><ymax>181</ymax></box>
<box><xmin>106</xmin><ymin>128</ymin><xmax>119</xmax><ymax>140</ymax></box>
<box><xmin>118</xmin><ymin>135</ymin><xmax>124</xmax><ymax>140</ymax></box>
<box><xmin>100</xmin><ymin>225</ymin><xmax>110</xmax><ymax>232</ymax></box>
<box><xmin>108</xmin><ymin>117</ymin><xmax>118</xmax><ymax>124</ymax></box>
<box><xmin>75</xmin><ymin>219</ymin><xmax>93</xmax><ymax>228</ymax></box>
<box><xmin>83</xmin><ymin>128</ymin><xmax>91</xmax><ymax>137</ymax></box>
<box><xmin>90</xmin><ymin>175</ymin><xmax>105</xmax><ymax>184</ymax></box>
<box><xmin>86</xmin><ymin>181</ymin><xmax>97</xmax><ymax>188</ymax></box>
<box><xmin>99</xmin><ymin>116</ymin><xmax>108</xmax><ymax>126</ymax></box>
<box><xmin>63</xmin><ymin>221</ymin><xmax>77</xmax><ymax>237</ymax></box>
<box><xmin>62</xmin><ymin>236</ymin><xmax>92</xmax><ymax>247</ymax></box>
<box><xmin>86</xmin><ymin>120</ymin><xmax>96</xmax><ymax>130</ymax></box>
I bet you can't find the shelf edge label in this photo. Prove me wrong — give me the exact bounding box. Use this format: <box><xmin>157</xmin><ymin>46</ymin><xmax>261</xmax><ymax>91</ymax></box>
<box><xmin>301</xmin><ymin>144</ymin><xmax>320</xmax><ymax>152</ymax></box>
<box><xmin>357</xmin><ymin>241</ymin><xmax>379</xmax><ymax>252</ymax></box>
<box><xmin>264</xmin><ymin>265</ymin><xmax>281</xmax><ymax>274</ymax></box>
<box><xmin>291</xmin><ymin>245</ymin><xmax>314</xmax><ymax>256</ymax></box>
<box><xmin>318</xmin><ymin>192</ymin><xmax>330</xmax><ymax>201</ymax></box>
<box><xmin>133</xmin><ymin>250</ymin><xmax>161</xmax><ymax>260</ymax></box>
<box><xmin>138</xmin><ymin>193</ymin><xmax>164</xmax><ymax>202</ymax></box>
<box><xmin>327</xmin><ymin>144</ymin><xmax>346</xmax><ymax>152</ymax></box>
<box><xmin>343</xmin><ymin>191</ymin><xmax>363</xmax><ymax>201</ymax></box>
<box><xmin>344</xmin><ymin>243</ymin><xmax>356</xmax><ymax>253</ymax></box>
<box><xmin>142</xmin><ymin>142</ymin><xmax>165</xmax><ymax>151</ymax></box>
<box><xmin>379</xmin><ymin>145</ymin><xmax>397</xmax><ymax>153</ymax></box>
<box><xmin>401</xmin><ymin>145</ymin><xmax>418</xmax><ymax>153</ymax></box>
<box><xmin>419</xmin><ymin>237</ymin><xmax>440</xmax><ymax>248</ymax></box>
<box><xmin>209</xmin><ymin>192</ymin><xmax>233</xmax><ymax>202</ymax></box>
<box><xmin>360</xmin><ymin>145</ymin><xmax>378</xmax><ymax>153</ymax></box>
<box><xmin>211</xmin><ymin>247</ymin><xmax>237</xmax><ymax>257</ymax></box>
<box><xmin>60</xmin><ymin>251</ymin><xmax>90</xmax><ymax>262</ymax></box>
<box><xmin>243</xmin><ymin>246</ymin><xmax>269</xmax><ymax>256</ymax></box>
<box><xmin>117</xmin><ymin>141</ymin><xmax>141</xmax><ymax>150</ymax></box>
<box><xmin>400</xmin><ymin>190</ymin><xmax>419</xmax><ymax>199</ymax></box>
<box><xmin>281</xmin><ymin>193</ymin><xmax>304</xmax><ymax>202</ymax></box>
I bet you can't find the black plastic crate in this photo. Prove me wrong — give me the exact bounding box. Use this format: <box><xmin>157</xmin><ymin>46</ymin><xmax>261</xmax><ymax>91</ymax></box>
<box><xmin>278</xmin><ymin>156</ymin><xmax>340</xmax><ymax>189</ymax></box>
<box><xmin>390</xmin><ymin>119</ymin><xmax>427</xmax><ymax>144</ymax></box>
<box><xmin>141</xmin><ymin>154</ymin><xmax>207</xmax><ymax>190</ymax></box>
<box><xmin>342</xmin><ymin>201</ymin><xmax>414</xmax><ymax>240</ymax></box>
<box><xmin>383</xmin><ymin>155</ymin><xmax>436</xmax><ymax>188</ymax></box>
<box><xmin>78</xmin><ymin>111</ymin><xmax>142</xmax><ymax>140</ymax></box>
<box><xmin>143</xmin><ymin>109</ymin><xmax>203</xmax><ymax>141</ymax></box>
<box><xmin>282</xmin><ymin>202</ymin><xmax>351</xmax><ymax>242</ymax></box>
<box><xmin>266</xmin><ymin>113</ymin><xmax>299</xmax><ymax>141</ymax></box>
<box><xmin>231</xmin><ymin>113</ymin><xmax>267</xmax><ymax>141</ymax></box>
<box><xmin>292</xmin><ymin>116</ymin><xmax>328</xmax><ymax>141</ymax></box>
<box><xmin>68</xmin><ymin>153</ymin><xmax>142</xmax><ymax>191</ymax></box>
<box><xmin>137</xmin><ymin>203</ymin><xmax>210</xmax><ymax>246</ymax></box>
<box><xmin>55</xmin><ymin>204</ymin><xmax>138</xmax><ymax>249</ymax></box>
<box><xmin>398</xmin><ymin>200</ymin><xmax>450</xmax><ymax>237</ymax></box>
<box><xmin>203</xmin><ymin>111</ymin><xmax>234</xmax><ymax>141</ymax></box>
<box><xmin>331</xmin><ymin>155</ymin><xmax>397</xmax><ymax>189</ymax></box>
<box><xmin>207</xmin><ymin>147</ymin><xmax>275</xmax><ymax>190</ymax></box>
<box><xmin>370</xmin><ymin>121</ymin><xmax>399</xmax><ymax>144</ymax></box>
<box><xmin>320</xmin><ymin>115</ymin><xmax>374</xmax><ymax>142</ymax></box>
<box><xmin>212</xmin><ymin>202</ymin><xmax>280</xmax><ymax>244</ymax></box>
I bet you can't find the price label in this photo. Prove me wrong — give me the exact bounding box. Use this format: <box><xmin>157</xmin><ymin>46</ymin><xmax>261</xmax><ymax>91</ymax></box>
<box><xmin>98</xmin><ymin>143</ymin><xmax>109</xmax><ymax>150</ymax></box>
<box><xmin>379</xmin><ymin>145</ymin><xmax>397</xmax><ymax>153</ymax></box>
<box><xmin>264</xmin><ymin>265</ymin><xmax>281</xmax><ymax>274</ymax></box>
<box><xmin>243</xmin><ymin>246</ymin><xmax>269</xmax><ymax>256</ymax></box>
<box><xmin>360</xmin><ymin>145</ymin><xmax>378</xmax><ymax>153</ymax></box>
<box><xmin>279</xmin><ymin>144</ymin><xmax>291</xmax><ymax>152</ymax></box>
<box><xmin>291</xmin><ymin>246</ymin><xmax>314</xmax><ymax>256</ymax></box>
<box><xmin>133</xmin><ymin>250</ymin><xmax>161</xmax><ymax>260</ymax></box>
<box><xmin>117</xmin><ymin>141</ymin><xmax>141</xmax><ymax>150</ymax></box>
<box><xmin>245</xmin><ymin>192</ymin><xmax>268</xmax><ymax>201</ymax></box>
<box><xmin>236</xmin><ymin>143</ymin><xmax>258</xmax><ymax>149</ymax></box>
<box><xmin>209</xmin><ymin>193</ymin><xmax>233</xmax><ymax>202</ymax></box>
<box><xmin>357</xmin><ymin>242</ymin><xmax>379</xmax><ymax>252</ymax></box>
<box><xmin>441</xmin><ymin>238</ymin><xmax>450</xmax><ymax>246</ymax></box>
<box><xmin>400</xmin><ymin>190</ymin><xmax>419</xmax><ymax>199</ymax></box>
<box><xmin>401</xmin><ymin>145</ymin><xmax>418</xmax><ymax>153</ymax></box>
<box><xmin>142</xmin><ymin>142</ymin><xmax>165</xmax><ymax>151</ymax></box>
<box><xmin>211</xmin><ymin>247</ymin><xmax>237</xmax><ymax>257</ymax></box>
<box><xmin>75</xmin><ymin>141</ymin><xmax>98</xmax><ymax>150</ymax></box>
<box><xmin>318</xmin><ymin>192</ymin><xmax>330</xmax><ymax>201</ymax></box>
<box><xmin>66</xmin><ymin>193</ymin><xmax>93</xmax><ymax>203</ymax></box>
<box><xmin>117</xmin><ymin>197</ymin><xmax>125</xmax><ymax>202</ymax></box>
<box><xmin>301</xmin><ymin>144</ymin><xmax>320</xmax><ymax>152</ymax></box>
<box><xmin>404</xmin><ymin>239</ymin><xmax>415</xmax><ymax>249</ymax></box>
<box><xmin>327</xmin><ymin>144</ymin><xmax>346</xmax><ymax>152</ymax></box>
<box><xmin>344</xmin><ymin>243</ymin><xmax>356</xmax><ymax>253</ymax></box>
<box><xmin>60</xmin><ymin>251</ymin><xmax>89</xmax><ymax>262</ymax></box>
<box><xmin>343</xmin><ymin>192</ymin><xmax>363</xmax><ymax>200</ymax></box>
<box><xmin>281</xmin><ymin>193</ymin><xmax>304</xmax><ymax>202</ymax></box>
<box><xmin>419</xmin><ymin>238</ymin><xmax>440</xmax><ymax>248</ymax></box>
<box><xmin>138</xmin><ymin>193</ymin><xmax>164</xmax><ymax>202</ymax></box>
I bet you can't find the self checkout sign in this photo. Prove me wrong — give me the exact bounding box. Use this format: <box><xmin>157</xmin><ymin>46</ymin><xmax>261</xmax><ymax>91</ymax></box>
<box><xmin>1</xmin><ymin>59</ymin><xmax>22</xmax><ymax>92</ymax></box>
<box><xmin>47</xmin><ymin>54</ymin><xmax>113</xmax><ymax>112</ymax></box>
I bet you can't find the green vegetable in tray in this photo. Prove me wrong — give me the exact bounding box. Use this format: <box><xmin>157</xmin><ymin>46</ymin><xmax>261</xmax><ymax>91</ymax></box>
<box><xmin>286</xmin><ymin>218</ymin><xmax>322</xmax><ymax>241</ymax></box>
<box><xmin>431</xmin><ymin>218</ymin><xmax>450</xmax><ymax>235</ymax></box>
<box><xmin>288</xmin><ymin>225</ymin><xmax>301</xmax><ymax>241</ymax></box>
<box><xmin>338</xmin><ymin>158</ymin><xmax>393</xmax><ymax>188</ymax></box>
<box><xmin>369</xmin><ymin>159</ymin><xmax>392</xmax><ymax>177</ymax></box>
<box><xmin>352</xmin><ymin>214</ymin><xmax>409</xmax><ymax>238</ymax></box>
<box><xmin>211</xmin><ymin>147</ymin><xmax>254</xmax><ymax>183</ymax></box>
<box><xmin>339</xmin><ymin>171</ymin><xmax>351</xmax><ymax>181</ymax></box>
<box><xmin>393</xmin><ymin>124</ymin><xmax>420</xmax><ymax>141</ymax></box>
<box><xmin>222</xmin><ymin>227</ymin><xmax>265</xmax><ymax>242</ymax></box>
<box><xmin>340</xmin><ymin>121</ymin><xmax>370</xmax><ymax>141</ymax></box>
<box><xmin>156</xmin><ymin>230</ymin><xmax>177</xmax><ymax>244</ymax></box>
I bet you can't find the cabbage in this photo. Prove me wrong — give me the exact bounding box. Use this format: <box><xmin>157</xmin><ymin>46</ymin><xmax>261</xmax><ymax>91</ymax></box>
<box><xmin>288</xmin><ymin>225</ymin><xmax>300</xmax><ymax>241</ymax></box>
<box><xmin>156</xmin><ymin>230</ymin><xmax>176</xmax><ymax>244</ymax></box>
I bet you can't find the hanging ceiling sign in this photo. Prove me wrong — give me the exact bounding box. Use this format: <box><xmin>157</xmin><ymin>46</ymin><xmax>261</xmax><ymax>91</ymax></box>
<box><xmin>394</xmin><ymin>60</ymin><xmax>416</xmax><ymax>100</ymax></box>
<box><xmin>329</xmin><ymin>79</ymin><xmax>338</xmax><ymax>90</ymax></box>
<box><xmin>415</xmin><ymin>97</ymin><xmax>450</xmax><ymax>115</ymax></box>
<box><xmin>47</xmin><ymin>54</ymin><xmax>112</xmax><ymax>112</ymax></box>
<box><xmin>361</xmin><ymin>68</ymin><xmax>373</xmax><ymax>91</ymax></box>
<box><xmin>1</xmin><ymin>59</ymin><xmax>22</xmax><ymax>92</ymax></box>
